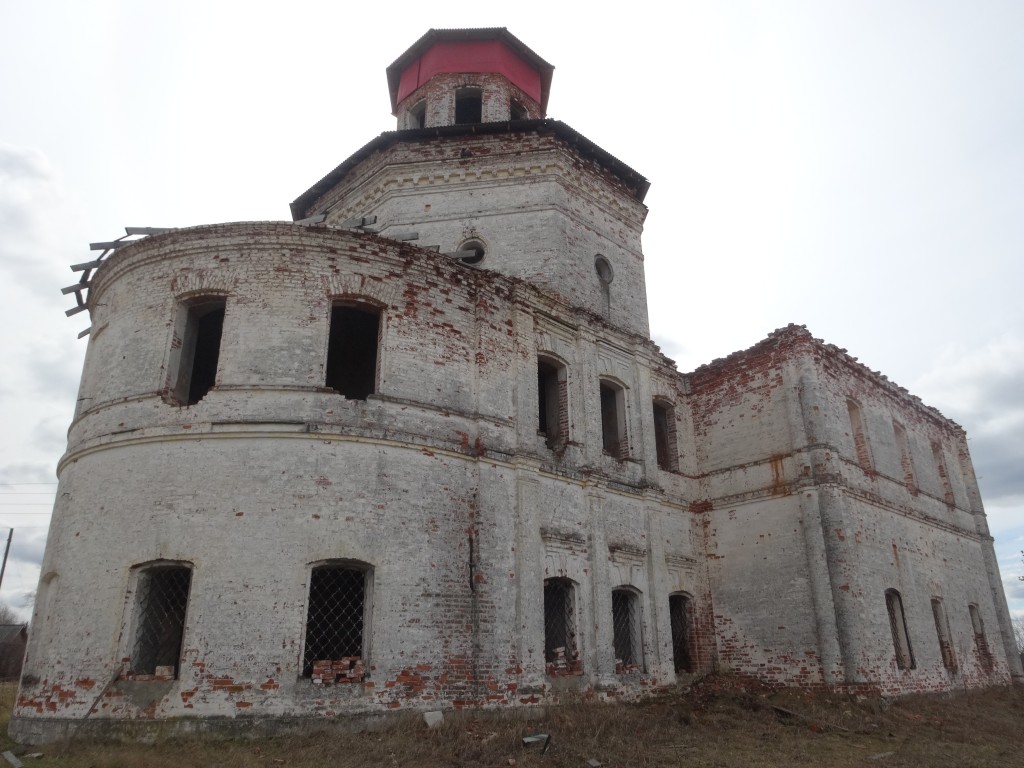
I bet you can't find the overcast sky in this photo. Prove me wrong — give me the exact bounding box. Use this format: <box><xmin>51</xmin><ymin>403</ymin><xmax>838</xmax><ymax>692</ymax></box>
<box><xmin>1</xmin><ymin>1</ymin><xmax>1022</xmax><ymax>623</ymax></box>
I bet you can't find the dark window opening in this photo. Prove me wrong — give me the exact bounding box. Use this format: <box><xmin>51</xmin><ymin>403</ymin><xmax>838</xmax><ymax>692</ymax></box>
<box><xmin>408</xmin><ymin>100</ymin><xmax>426</xmax><ymax>129</ymax></box>
<box><xmin>601</xmin><ymin>382</ymin><xmax>627</xmax><ymax>459</ymax></box>
<box><xmin>653</xmin><ymin>401</ymin><xmax>678</xmax><ymax>472</ymax></box>
<box><xmin>510</xmin><ymin>99</ymin><xmax>527</xmax><ymax>121</ymax></box>
<box><xmin>130</xmin><ymin>566</ymin><xmax>191</xmax><ymax>679</ymax></box>
<box><xmin>538</xmin><ymin>358</ymin><xmax>567</xmax><ymax>449</ymax></box>
<box><xmin>302</xmin><ymin>565</ymin><xmax>368</xmax><ymax>680</ymax></box>
<box><xmin>669</xmin><ymin>593</ymin><xmax>694</xmax><ymax>673</ymax></box>
<box><xmin>885</xmin><ymin>589</ymin><xmax>915</xmax><ymax>670</ymax></box>
<box><xmin>968</xmin><ymin>603</ymin><xmax>994</xmax><ymax>673</ymax></box>
<box><xmin>544</xmin><ymin>578</ymin><xmax>580</xmax><ymax>675</ymax></box>
<box><xmin>326</xmin><ymin>305</ymin><xmax>380</xmax><ymax>400</ymax></box>
<box><xmin>171</xmin><ymin>299</ymin><xmax>225</xmax><ymax>406</ymax></box>
<box><xmin>612</xmin><ymin>587</ymin><xmax>642</xmax><ymax>673</ymax></box>
<box><xmin>455</xmin><ymin>88</ymin><xmax>482</xmax><ymax>124</ymax></box>
<box><xmin>931</xmin><ymin>598</ymin><xmax>957</xmax><ymax>672</ymax></box>
<box><xmin>457</xmin><ymin>239</ymin><xmax>485</xmax><ymax>265</ymax></box>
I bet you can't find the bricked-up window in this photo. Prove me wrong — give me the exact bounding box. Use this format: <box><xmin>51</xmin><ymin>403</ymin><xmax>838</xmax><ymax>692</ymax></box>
<box><xmin>968</xmin><ymin>603</ymin><xmax>994</xmax><ymax>673</ymax></box>
<box><xmin>601</xmin><ymin>381</ymin><xmax>628</xmax><ymax>459</ymax></box>
<box><xmin>455</xmin><ymin>87</ymin><xmax>482</xmax><ymax>124</ymax></box>
<box><xmin>170</xmin><ymin>298</ymin><xmax>225</xmax><ymax>406</ymax></box>
<box><xmin>885</xmin><ymin>589</ymin><xmax>915</xmax><ymax>670</ymax></box>
<box><xmin>893</xmin><ymin>420</ymin><xmax>916</xmax><ymax>492</ymax></box>
<box><xmin>538</xmin><ymin>357</ymin><xmax>568</xmax><ymax>449</ymax></box>
<box><xmin>847</xmin><ymin>399</ymin><xmax>872</xmax><ymax>471</ymax></box>
<box><xmin>544</xmin><ymin>578</ymin><xmax>580</xmax><ymax>675</ymax></box>
<box><xmin>669</xmin><ymin>593</ymin><xmax>694</xmax><ymax>673</ymax></box>
<box><xmin>302</xmin><ymin>564</ymin><xmax>370</xmax><ymax>678</ymax></box>
<box><xmin>326</xmin><ymin>305</ymin><xmax>380</xmax><ymax>400</ymax></box>
<box><xmin>130</xmin><ymin>565</ymin><xmax>192</xmax><ymax>678</ymax></box>
<box><xmin>653</xmin><ymin>400</ymin><xmax>678</xmax><ymax>472</ymax></box>
<box><xmin>612</xmin><ymin>587</ymin><xmax>643</xmax><ymax>673</ymax></box>
<box><xmin>931</xmin><ymin>441</ymin><xmax>955</xmax><ymax>505</ymax></box>
<box><xmin>931</xmin><ymin>598</ymin><xmax>957</xmax><ymax>671</ymax></box>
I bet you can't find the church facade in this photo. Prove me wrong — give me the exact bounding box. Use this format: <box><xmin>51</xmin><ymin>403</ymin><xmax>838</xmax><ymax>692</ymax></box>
<box><xmin>11</xmin><ymin>28</ymin><xmax>1020</xmax><ymax>743</ymax></box>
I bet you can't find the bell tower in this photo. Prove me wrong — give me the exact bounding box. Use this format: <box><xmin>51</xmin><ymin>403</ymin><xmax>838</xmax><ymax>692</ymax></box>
<box><xmin>292</xmin><ymin>28</ymin><xmax>651</xmax><ymax>336</ymax></box>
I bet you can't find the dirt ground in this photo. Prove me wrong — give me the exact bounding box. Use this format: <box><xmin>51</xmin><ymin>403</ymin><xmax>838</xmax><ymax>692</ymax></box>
<box><xmin>2</xmin><ymin>675</ymin><xmax>1023</xmax><ymax>767</ymax></box>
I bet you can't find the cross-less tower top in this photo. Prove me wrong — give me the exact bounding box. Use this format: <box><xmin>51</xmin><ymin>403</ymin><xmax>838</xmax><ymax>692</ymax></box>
<box><xmin>387</xmin><ymin>28</ymin><xmax>554</xmax><ymax>128</ymax></box>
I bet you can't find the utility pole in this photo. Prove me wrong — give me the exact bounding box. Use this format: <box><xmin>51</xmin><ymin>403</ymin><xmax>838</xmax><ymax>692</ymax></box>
<box><xmin>0</xmin><ymin>528</ymin><xmax>11</xmax><ymax>593</ymax></box>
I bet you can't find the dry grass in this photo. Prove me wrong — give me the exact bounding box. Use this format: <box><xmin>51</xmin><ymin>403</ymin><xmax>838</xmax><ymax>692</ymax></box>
<box><xmin>1</xmin><ymin>675</ymin><xmax>1023</xmax><ymax>767</ymax></box>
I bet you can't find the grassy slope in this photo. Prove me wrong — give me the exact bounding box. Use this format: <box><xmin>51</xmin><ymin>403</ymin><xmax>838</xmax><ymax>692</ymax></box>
<box><xmin>1</xmin><ymin>675</ymin><xmax>1023</xmax><ymax>767</ymax></box>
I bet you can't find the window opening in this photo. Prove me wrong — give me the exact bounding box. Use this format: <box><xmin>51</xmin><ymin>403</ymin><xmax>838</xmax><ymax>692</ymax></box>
<box><xmin>885</xmin><ymin>589</ymin><xmax>915</xmax><ymax>670</ymax></box>
<box><xmin>594</xmin><ymin>255</ymin><xmax>613</xmax><ymax>317</ymax></box>
<box><xmin>931</xmin><ymin>441</ymin><xmax>955</xmax><ymax>505</ymax></box>
<box><xmin>601</xmin><ymin>381</ymin><xmax>627</xmax><ymax>459</ymax></box>
<box><xmin>544</xmin><ymin>578</ymin><xmax>580</xmax><ymax>675</ymax></box>
<box><xmin>653</xmin><ymin>400</ymin><xmax>678</xmax><ymax>472</ymax></box>
<box><xmin>326</xmin><ymin>305</ymin><xmax>380</xmax><ymax>400</ymax></box>
<box><xmin>968</xmin><ymin>603</ymin><xmax>994</xmax><ymax>672</ymax></box>
<box><xmin>893</xmin><ymin>421</ymin><xmax>916</xmax><ymax>492</ymax></box>
<box><xmin>408</xmin><ymin>99</ymin><xmax>426</xmax><ymax>129</ymax></box>
<box><xmin>130</xmin><ymin>566</ymin><xmax>192</xmax><ymax>679</ymax></box>
<box><xmin>931</xmin><ymin>598</ymin><xmax>957</xmax><ymax>671</ymax></box>
<box><xmin>455</xmin><ymin>87</ymin><xmax>482</xmax><ymax>124</ymax></box>
<box><xmin>669</xmin><ymin>593</ymin><xmax>694</xmax><ymax>673</ymax></box>
<box><xmin>302</xmin><ymin>564</ymin><xmax>369</xmax><ymax>682</ymax></box>
<box><xmin>612</xmin><ymin>587</ymin><xmax>642</xmax><ymax>673</ymax></box>
<box><xmin>537</xmin><ymin>357</ymin><xmax>567</xmax><ymax>449</ymax></box>
<box><xmin>847</xmin><ymin>399</ymin><xmax>872</xmax><ymax>471</ymax></box>
<box><xmin>510</xmin><ymin>99</ymin><xmax>527</xmax><ymax>121</ymax></box>
<box><xmin>171</xmin><ymin>298</ymin><xmax>225</xmax><ymax>406</ymax></box>
<box><xmin>457</xmin><ymin>239</ymin><xmax>485</xmax><ymax>265</ymax></box>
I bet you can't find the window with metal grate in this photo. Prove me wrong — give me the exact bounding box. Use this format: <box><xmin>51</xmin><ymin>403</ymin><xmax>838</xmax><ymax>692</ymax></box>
<box><xmin>669</xmin><ymin>593</ymin><xmax>694</xmax><ymax>673</ymax></box>
<box><xmin>302</xmin><ymin>565</ymin><xmax>369</xmax><ymax>679</ymax></box>
<box><xmin>131</xmin><ymin>566</ymin><xmax>192</xmax><ymax>678</ymax></box>
<box><xmin>885</xmin><ymin>589</ymin><xmax>915</xmax><ymax>670</ymax></box>
<box><xmin>612</xmin><ymin>587</ymin><xmax>643</xmax><ymax>673</ymax></box>
<box><xmin>544</xmin><ymin>578</ymin><xmax>580</xmax><ymax>675</ymax></box>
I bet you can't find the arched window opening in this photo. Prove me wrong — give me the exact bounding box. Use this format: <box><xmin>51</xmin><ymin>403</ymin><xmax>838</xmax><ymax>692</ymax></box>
<box><xmin>169</xmin><ymin>297</ymin><xmax>225</xmax><ymax>406</ymax></box>
<box><xmin>612</xmin><ymin>587</ymin><xmax>643</xmax><ymax>673</ymax></box>
<box><xmin>669</xmin><ymin>593</ymin><xmax>694</xmax><ymax>673</ymax></box>
<box><xmin>543</xmin><ymin>578</ymin><xmax>580</xmax><ymax>675</ymax></box>
<box><xmin>408</xmin><ymin>99</ymin><xmax>426</xmax><ymax>129</ymax></box>
<box><xmin>601</xmin><ymin>380</ymin><xmax>628</xmax><ymax>459</ymax></box>
<box><xmin>510</xmin><ymin>99</ymin><xmax>528</xmax><ymax>121</ymax></box>
<box><xmin>455</xmin><ymin>87</ymin><xmax>482</xmax><ymax>124</ymax></box>
<box><xmin>931</xmin><ymin>598</ymin><xmax>957</xmax><ymax>672</ymax></box>
<box><xmin>968</xmin><ymin>603</ymin><xmax>994</xmax><ymax>673</ymax></box>
<box><xmin>653</xmin><ymin>400</ymin><xmax>678</xmax><ymax>472</ymax></box>
<box><xmin>537</xmin><ymin>356</ymin><xmax>567</xmax><ymax>449</ymax></box>
<box><xmin>847</xmin><ymin>399</ymin><xmax>872</xmax><ymax>471</ymax></box>
<box><xmin>326</xmin><ymin>304</ymin><xmax>381</xmax><ymax>400</ymax></box>
<box><xmin>130</xmin><ymin>564</ymin><xmax>192</xmax><ymax>679</ymax></box>
<box><xmin>885</xmin><ymin>589</ymin><xmax>915</xmax><ymax>670</ymax></box>
<box><xmin>303</xmin><ymin>563</ymin><xmax>371</xmax><ymax>681</ymax></box>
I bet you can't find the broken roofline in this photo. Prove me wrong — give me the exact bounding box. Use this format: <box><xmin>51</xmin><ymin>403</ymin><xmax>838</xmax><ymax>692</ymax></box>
<box><xmin>288</xmin><ymin>119</ymin><xmax>651</xmax><ymax>221</ymax></box>
<box><xmin>687</xmin><ymin>324</ymin><xmax>963</xmax><ymax>433</ymax></box>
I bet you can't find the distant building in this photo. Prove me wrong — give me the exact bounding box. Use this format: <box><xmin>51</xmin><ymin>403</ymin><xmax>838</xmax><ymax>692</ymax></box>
<box><xmin>11</xmin><ymin>28</ymin><xmax>1021</xmax><ymax>743</ymax></box>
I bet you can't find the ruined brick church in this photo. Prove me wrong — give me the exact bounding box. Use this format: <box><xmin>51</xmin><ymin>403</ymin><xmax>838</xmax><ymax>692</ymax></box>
<box><xmin>12</xmin><ymin>29</ymin><xmax>1021</xmax><ymax>742</ymax></box>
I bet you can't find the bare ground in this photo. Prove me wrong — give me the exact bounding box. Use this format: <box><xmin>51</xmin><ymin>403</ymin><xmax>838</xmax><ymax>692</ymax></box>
<box><xmin>2</xmin><ymin>675</ymin><xmax>1023</xmax><ymax>767</ymax></box>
